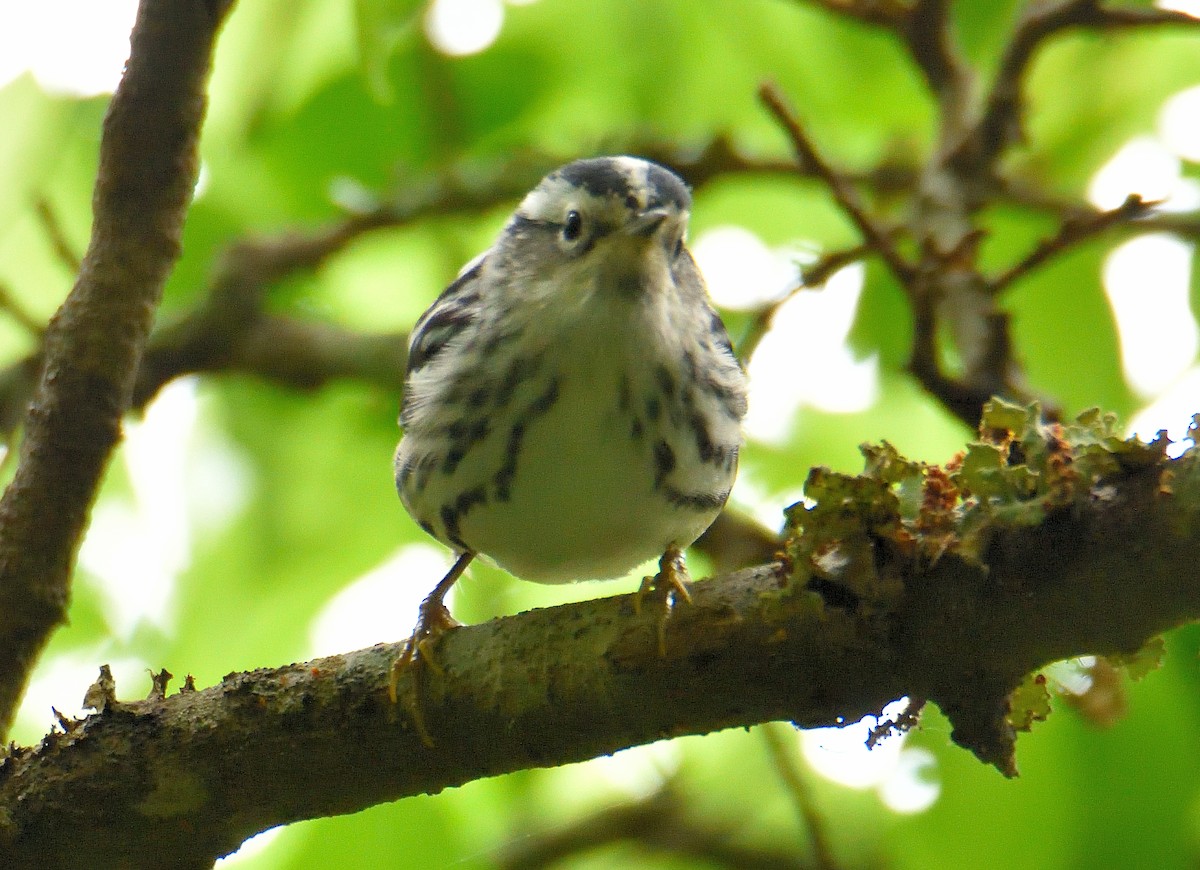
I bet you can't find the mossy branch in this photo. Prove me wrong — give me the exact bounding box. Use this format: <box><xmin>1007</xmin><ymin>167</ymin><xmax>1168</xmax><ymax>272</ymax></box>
<box><xmin>1</xmin><ymin>403</ymin><xmax>1196</xmax><ymax>864</ymax></box>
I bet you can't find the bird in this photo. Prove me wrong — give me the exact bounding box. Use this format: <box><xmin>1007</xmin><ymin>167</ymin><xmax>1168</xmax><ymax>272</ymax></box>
<box><xmin>391</xmin><ymin>156</ymin><xmax>749</xmax><ymax>739</ymax></box>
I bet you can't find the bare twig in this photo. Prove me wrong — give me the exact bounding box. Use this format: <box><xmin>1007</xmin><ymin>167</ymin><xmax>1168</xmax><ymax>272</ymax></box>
<box><xmin>989</xmin><ymin>193</ymin><xmax>1154</xmax><ymax>294</ymax></box>
<box><xmin>997</xmin><ymin>185</ymin><xmax>1200</xmax><ymax>240</ymax></box>
<box><xmin>0</xmin><ymin>283</ymin><xmax>44</xmax><ymax>337</ymax></box>
<box><xmin>34</xmin><ymin>197</ymin><xmax>82</xmax><ymax>275</ymax></box>
<box><xmin>0</xmin><ymin>0</ymin><xmax>234</xmax><ymax>739</ymax></box>
<box><xmin>759</xmin><ymin>83</ymin><xmax>914</xmax><ymax>286</ymax></box>
<box><xmin>736</xmin><ymin>242</ymin><xmax>874</xmax><ymax>364</ymax></box>
<box><xmin>956</xmin><ymin>0</ymin><xmax>1199</xmax><ymax>174</ymax></box>
<box><xmin>496</xmin><ymin>779</ymin><xmax>809</xmax><ymax>870</ymax></box>
<box><xmin>762</xmin><ymin>724</ymin><xmax>841</xmax><ymax>870</ymax></box>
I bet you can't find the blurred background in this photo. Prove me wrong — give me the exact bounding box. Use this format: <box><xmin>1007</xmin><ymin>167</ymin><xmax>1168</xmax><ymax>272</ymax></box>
<box><xmin>2</xmin><ymin>0</ymin><xmax>1200</xmax><ymax>866</ymax></box>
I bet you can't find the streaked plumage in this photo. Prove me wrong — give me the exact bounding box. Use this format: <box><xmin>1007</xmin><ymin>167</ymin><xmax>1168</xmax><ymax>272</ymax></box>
<box><xmin>395</xmin><ymin>156</ymin><xmax>747</xmax><ymax>583</ymax></box>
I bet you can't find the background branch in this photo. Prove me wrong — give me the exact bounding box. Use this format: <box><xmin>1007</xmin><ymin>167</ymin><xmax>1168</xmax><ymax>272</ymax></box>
<box><xmin>762</xmin><ymin>723</ymin><xmax>841</xmax><ymax>870</ymax></box>
<box><xmin>495</xmin><ymin>777</ymin><xmax>812</xmax><ymax>869</ymax></box>
<box><xmin>955</xmin><ymin>0</ymin><xmax>1199</xmax><ymax>174</ymax></box>
<box><xmin>0</xmin><ymin>0</ymin><xmax>234</xmax><ymax>739</ymax></box>
<box><xmin>760</xmin><ymin>83</ymin><xmax>914</xmax><ymax>287</ymax></box>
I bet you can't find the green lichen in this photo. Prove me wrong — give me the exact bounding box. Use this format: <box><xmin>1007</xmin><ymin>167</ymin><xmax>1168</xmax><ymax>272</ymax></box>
<box><xmin>785</xmin><ymin>401</ymin><xmax>1172</xmax><ymax>595</ymax></box>
<box><xmin>1110</xmin><ymin>636</ymin><xmax>1166</xmax><ymax>681</ymax></box>
<box><xmin>1007</xmin><ymin>672</ymin><xmax>1052</xmax><ymax>732</ymax></box>
<box><xmin>781</xmin><ymin>399</ymin><xmax>1178</xmax><ymax>765</ymax></box>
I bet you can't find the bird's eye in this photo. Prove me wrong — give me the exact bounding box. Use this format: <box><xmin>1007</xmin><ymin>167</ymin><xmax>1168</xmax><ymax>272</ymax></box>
<box><xmin>562</xmin><ymin>210</ymin><xmax>583</xmax><ymax>242</ymax></box>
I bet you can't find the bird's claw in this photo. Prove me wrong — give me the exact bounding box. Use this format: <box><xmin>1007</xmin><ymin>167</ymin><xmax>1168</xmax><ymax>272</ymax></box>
<box><xmin>388</xmin><ymin>576</ymin><xmax>464</xmax><ymax>747</ymax></box>
<box><xmin>633</xmin><ymin>545</ymin><xmax>693</xmax><ymax>655</ymax></box>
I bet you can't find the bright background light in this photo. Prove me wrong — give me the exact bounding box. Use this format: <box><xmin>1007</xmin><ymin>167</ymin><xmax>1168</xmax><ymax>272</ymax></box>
<box><xmin>801</xmin><ymin>699</ymin><xmax>941</xmax><ymax>814</ymax></box>
<box><xmin>1091</xmin><ymin>80</ymin><xmax>1200</xmax><ymax>450</ymax></box>
<box><xmin>424</xmin><ymin>0</ymin><xmax>504</xmax><ymax>57</ymax></box>
<box><xmin>308</xmin><ymin>544</ymin><xmax>451</xmax><ymax>658</ymax></box>
<box><xmin>692</xmin><ymin>226</ymin><xmax>879</xmax><ymax>445</ymax></box>
<box><xmin>0</xmin><ymin>0</ymin><xmax>138</xmax><ymax>96</ymax></box>
<box><xmin>424</xmin><ymin>0</ymin><xmax>541</xmax><ymax>57</ymax></box>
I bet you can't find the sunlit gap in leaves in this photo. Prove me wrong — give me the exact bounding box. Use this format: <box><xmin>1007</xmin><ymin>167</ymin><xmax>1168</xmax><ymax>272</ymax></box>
<box><xmin>1089</xmin><ymin>86</ymin><xmax>1200</xmax><ymax>457</ymax></box>
<box><xmin>692</xmin><ymin>225</ymin><xmax>879</xmax><ymax>445</ymax></box>
<box><xmin>424</xmin><ymin>0</ymin><xmax>541</xmax><ymax>58</ymax></box>
<box><xmin>0</xmin><ymin>0</ymin><xmax>137</xmax><ymax>96</ymax></box>
<box><xmin>308</xmin><ymin>543</ymin><xmax>452</xmax><ymax>657</ymax></box>
<box><xmin>213</xmin><ymin>826</ymin><xmax>286</xmax><ymax>868</ymax></box>
<box><xmin>800</xmin><ymin>698</ymin><xmax>940</xmax><ymax>814</ymax></box>
<box><xmin>1158</xmin><ymin>0</ymin><xmax>1200</xmax><ymax>17</ymax></box>
<box><xmin>694</xmin><ymin>225</ymin><xmax>876</xmax><ymax>537</ymax></box>
<box><xmin>79</xmin><ymin>381</ymin><xmax>198</xmax><ymax>640</ymax></box>
<box><xmin>12</xmin><ymin>379</ymin><xmax>251</xmax><ymax>740</ymax></box>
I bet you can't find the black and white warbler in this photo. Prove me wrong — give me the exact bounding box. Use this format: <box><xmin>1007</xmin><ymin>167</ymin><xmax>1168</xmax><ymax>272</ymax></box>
<box><xmin>391</xmin><ymin>157</ymin><xmax>748</xmax><ymax>730</ymax></box>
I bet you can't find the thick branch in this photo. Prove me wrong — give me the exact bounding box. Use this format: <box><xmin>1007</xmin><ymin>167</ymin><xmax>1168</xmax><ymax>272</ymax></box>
<box><xmin>902</xmin><ymin>0</ymin><xmax>968</xmax><ymax>100</ymax></box>
<box><xmin>0</xmin><ymin>0</ymin><xmax>234</xmax><ymax>738</ymax></box>
<box><xmin>1</xmin><ymin>431</ymin><xmax>1197</xmax><ymax>865</ymax></box>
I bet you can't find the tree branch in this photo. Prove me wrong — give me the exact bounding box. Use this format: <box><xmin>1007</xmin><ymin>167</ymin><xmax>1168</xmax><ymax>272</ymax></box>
<box><xmin>0</xmin><ymin>0</ymin><xmax>235</xmax><ymax>739</ymax></box>
<box><xmin>988</xmin><ymin>193</ymin><xmax>1153</xmax><ymax>295</ymax></box>
<box><xmin>1</xmin><ymin>416</ymin><xmax>1196</xmax><ymax>864</ymax></box>
<box><xmin>901</xmin><ymin>0</ymin><xmax>969</xmax><ymax>102</ymax></box>
<box><xmin>495</xmin><ymin>777</ymin><xmax>813</xmax><ymax>869</ymax></box>
<box><xmin>759</xmin><ymin>83</ymin><xmax>914</xmax><ymax>286</ymax></box>
<box><xmin>762</xmin><ymin>723</ymin><xmax>841</xmax><ymax>870</ymax></box>
<box><xmin>735</xmin><ymin>242</ymin><xmax>876</xmax><ymax>364</ymax></box>
<box><xmin>954</xmin><ymin>0</ymin><xmax>1200</xmax><ymax>175</ymax></box>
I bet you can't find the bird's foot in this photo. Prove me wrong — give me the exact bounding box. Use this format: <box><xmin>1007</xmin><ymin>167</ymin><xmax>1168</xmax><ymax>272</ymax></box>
<box><xmin>633</xmin><ymin>545</ymin><xmax>693</xmax><ymax>656</ymax></box>
<box><xmin>388</xmin><ymin>554</ymin><xmax>472</xmax><ymax>746</ymax></box>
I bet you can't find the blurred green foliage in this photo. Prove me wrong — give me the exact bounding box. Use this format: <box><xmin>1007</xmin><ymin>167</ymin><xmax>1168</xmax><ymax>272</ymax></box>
<box><xmin>1</xmin><ymin>1</ymin><xmax>1199</xmax><ymax>867</ymax></box>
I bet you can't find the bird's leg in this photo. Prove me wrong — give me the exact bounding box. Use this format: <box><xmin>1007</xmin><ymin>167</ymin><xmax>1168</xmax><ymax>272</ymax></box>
<box><xmin>389</xmin><ymin>551</ymin><xmax>473</xmax><ymax>746</ymax></box>
<box><xmin>633</xmin><ymin>544</ymin><xmax>693</xmax><ymax>656</ymax></box>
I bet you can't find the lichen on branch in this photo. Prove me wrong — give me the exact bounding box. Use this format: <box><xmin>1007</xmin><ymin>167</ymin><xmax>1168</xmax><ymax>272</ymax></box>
<box><xmin>781</xmin><ymin>399</ymin><xmax>1188</xmax><ymax>773</ymax></box>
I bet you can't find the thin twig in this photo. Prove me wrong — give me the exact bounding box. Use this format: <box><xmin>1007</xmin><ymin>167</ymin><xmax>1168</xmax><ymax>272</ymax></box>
<box><xmin>993</xmin><ymin>180</ymin><xmax>1200</xmax><ymax>240</ymax></box>
<box><xmin>989</xmin><ymin>193</ymin><xmax>1154</xmax><ymax>294</ymax></box>
<box><xmin>33</xmin><ymin>197</ymin><xmax>82</xmax><ymax>275</ymax></box>
<box><xmin>761</xmin><ymin>724</ymin><xmax>841</xmax><ymax>870</ymax></box>
<box><xmin>0</xmin><ymin>283</ymin><xmax>44</xmax><ymax>337</ymax></box>
<box><xmin>736</xmin><ymin>242</ymin><xmax>874</xmax><ymax>364</ymax></box>
<box><xmin>759</xmin><ymin>82</ymin><xmax>914</xmax><ymax>287</ymax></box>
